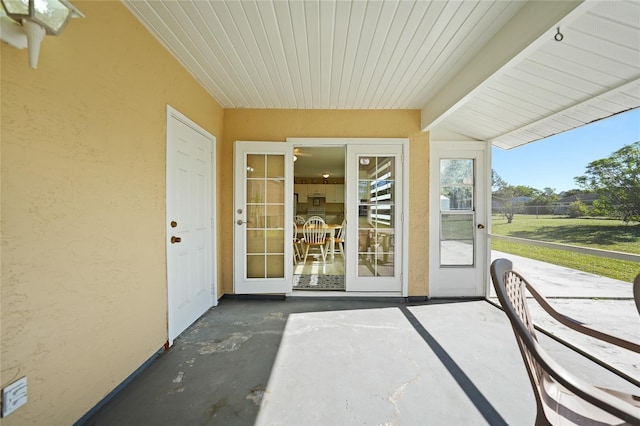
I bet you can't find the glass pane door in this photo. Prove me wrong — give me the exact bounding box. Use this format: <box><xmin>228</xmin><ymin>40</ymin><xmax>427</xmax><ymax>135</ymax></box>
<box><xmin>234</xmin><ymin>142</ymin><xmax>292</xmax><ymax>294</ymax></box>
<box><xmin>346</xmin><ymin>144</ymin><xmax>403</xmax><ymax>292</ymax></box>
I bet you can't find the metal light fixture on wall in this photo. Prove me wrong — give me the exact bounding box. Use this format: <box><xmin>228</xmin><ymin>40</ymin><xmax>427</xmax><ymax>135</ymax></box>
<box><xmin>0</xmin><ymin>0</ymin><xmax>83</xmax><ymax>69</ymax></box>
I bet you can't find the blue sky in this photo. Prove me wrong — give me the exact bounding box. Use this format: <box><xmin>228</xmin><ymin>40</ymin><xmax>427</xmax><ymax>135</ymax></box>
<box><xmin>491</xmin><ymin>108</ymin><xmax>640</xmax><ymax>193</ymax></box>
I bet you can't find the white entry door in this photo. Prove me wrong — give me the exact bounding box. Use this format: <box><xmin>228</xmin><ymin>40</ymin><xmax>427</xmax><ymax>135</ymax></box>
<box><xmin>429</xmin><ymin>141</ymin><xmax>488</xmax><ymax>297</ymax></box>
<box><xmin>234</xmin><ymin>141</ymin><xmax>293</xmax><ymax>294</ymax></box>
<box><xmin>166</xmin><ymin>106</ymin><xmax>215</xmax><ymax>346</ymax></box>
<box><xmin>346</xmin><ymin>144</ymin><xmax>404</xmax><ymax>292</ymax></box>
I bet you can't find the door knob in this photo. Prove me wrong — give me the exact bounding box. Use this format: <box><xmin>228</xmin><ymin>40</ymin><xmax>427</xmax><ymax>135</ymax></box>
<box><xmin>171</xmin><ymin>236</ymin><xmax>182</xmax><ymax>244</ymax></box>
<box><xmin>237</xmin><ymin>219</ymin><xmax>248</xmax><ymax>225</ymax></box>
<box><xmin>477</xmin><ymin>224</ymin><xmax>485</xmax><ymax>229</ymax></box>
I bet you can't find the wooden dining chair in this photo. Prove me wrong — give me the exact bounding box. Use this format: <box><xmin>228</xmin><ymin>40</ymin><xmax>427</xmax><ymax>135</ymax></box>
<box><xmin>326</xmin><ymin>220</ymin><xmax>345</xmax><ymax>260</ymax></box>
<box><xmin>302</xmin><ymin>216</ymin><xmax>327</xmax><ymax>264</ymax></box>
<box><xmin>490</xmin><ymin>259</ymin><xmax>640</xmax><ymax>425</ymax></box>
<box><xmin>292</xmin><ymin>222</ymin><xmax>302</xmax><ymax>264</ymax></box>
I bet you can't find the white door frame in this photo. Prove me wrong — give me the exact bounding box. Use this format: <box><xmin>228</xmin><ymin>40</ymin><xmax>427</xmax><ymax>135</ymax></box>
<box><xmin>429</xmin><ymin>140</ymin><xmax>490</xmax><ymax>298</ymax></box>
<box><xmin>166</xmin><ymin>105</ymin><xmax>217</xmax><ymax>345</ymax></box>
<box><xmin>287</xmin><ymin>138</ymin><xmax>409</xmax><ymax>297</ymax></box>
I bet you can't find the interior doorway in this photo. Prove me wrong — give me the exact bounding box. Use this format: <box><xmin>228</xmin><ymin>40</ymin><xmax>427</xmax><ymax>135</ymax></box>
<box><xmin>293</xmin><ymin>146</ymin><xmax>346</xmax><ymax>291</ymax></box>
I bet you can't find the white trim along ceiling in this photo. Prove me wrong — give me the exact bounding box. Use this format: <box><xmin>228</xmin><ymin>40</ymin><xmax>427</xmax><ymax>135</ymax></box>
<box><xmin>123</xmin><ymin>0</ymin><xmax>640</xmax><ymax>149</ymax></box>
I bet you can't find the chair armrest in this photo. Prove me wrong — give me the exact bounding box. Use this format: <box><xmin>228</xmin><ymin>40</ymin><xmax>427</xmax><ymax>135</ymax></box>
<box><xmin>523</xmin><ymin>278</ymin><xmax>640</xmax><ymax>353</ymax></box>
<box><xmin>511</xmin><ymin>312</ymin><xmax>640</xmax><ymax>423</ymax></box>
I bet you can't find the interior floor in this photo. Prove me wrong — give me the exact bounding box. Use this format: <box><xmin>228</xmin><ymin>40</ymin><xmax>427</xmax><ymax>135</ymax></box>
<box><xmin>293</xmin><ymin>252</ymin><xmax>345</xmax><ymax>290</ymax></box>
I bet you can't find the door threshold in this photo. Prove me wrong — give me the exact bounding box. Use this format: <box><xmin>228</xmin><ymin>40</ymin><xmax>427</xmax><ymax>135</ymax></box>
<box><xmin>288</xmin><ymin>290</ymin><xmax>404</xmax><ymax>298</ymax></box>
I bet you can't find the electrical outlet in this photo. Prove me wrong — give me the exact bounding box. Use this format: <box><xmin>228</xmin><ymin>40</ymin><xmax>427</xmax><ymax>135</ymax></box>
<box><xmin>2</xmin><ymin>377</ymin><xmax>27</xmax><ymax>417</ymax></box>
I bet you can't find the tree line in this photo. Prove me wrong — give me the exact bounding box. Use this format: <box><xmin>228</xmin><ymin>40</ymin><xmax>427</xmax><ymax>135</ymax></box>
<box><xmin>493</xmin><ymin>141</ymin><xmax>639</xmax><ymax>224</ymax></box>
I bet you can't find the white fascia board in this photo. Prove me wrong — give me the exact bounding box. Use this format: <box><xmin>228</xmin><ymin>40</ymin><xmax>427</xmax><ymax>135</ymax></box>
<box><xmin>421</xmin><ymin>0</ymin><xmax>587</xmax><ymax>132</ymax></box>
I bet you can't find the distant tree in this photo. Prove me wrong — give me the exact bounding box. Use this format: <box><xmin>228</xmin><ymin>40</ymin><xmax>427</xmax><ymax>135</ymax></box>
<box><xmin>511</xmin><ymin>185</ymin><xmax>541</xmax><ymax>198</ymax></box>
<box><xmin>528</xmin><ymin>187</ymin><xmax>558</xmax><ymax>214</ymax></box>
<box><xmin>567</xmin><ymin>201</ymin><xmax>587</xmax><ymax>218</ymax></box>
<box><xmin>575</xmin><ymin>141</ymin><xmax>640</xmax><ymax>223</ymax></box>
<box><xmin>492</xmin><ymin>170</ymin><xmax>508</xmax><ymax>191</ymax></box>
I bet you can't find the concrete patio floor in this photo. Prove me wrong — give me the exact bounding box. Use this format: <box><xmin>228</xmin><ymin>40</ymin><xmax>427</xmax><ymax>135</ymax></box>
<box><xmin>83</xmin><ymin>297</ymin><xmax>638</xmax><ymax>426</ymax></box>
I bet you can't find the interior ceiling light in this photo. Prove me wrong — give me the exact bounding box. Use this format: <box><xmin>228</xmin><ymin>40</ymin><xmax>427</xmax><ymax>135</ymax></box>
<box><xmin>322</xmin><ymin>173</ymin><xmax>330</xmax><ymax>179</ymax></box>
<box><xmin>0</xmin><ymin>0</ymin><xmax>83</xmax><ymax>69</ymax></box>
<box><xmin>359</xmin><ymin>158</ymin><xmax>370</xmax><ymax>166</ymax></box>
<box><xmin>293</xmin><ymin>155</ymin><xmax>297</xmax><ymax>162</ymax></box>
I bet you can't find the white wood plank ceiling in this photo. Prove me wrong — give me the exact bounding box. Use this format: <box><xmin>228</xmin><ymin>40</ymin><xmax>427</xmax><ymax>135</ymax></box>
<box><xmin>123</xmin><ymin>0</ymin><xmax>525</xmax><ymax>109</ymax></box>
<box><xmin>435</xmin><ymin>0</ymin><xmax>640</xmax><ymax>149</ymax></box>
<box><xmin>123</xmin><ymin>0</ymin><xmax>640</xmax><ymax>149</ymax></box>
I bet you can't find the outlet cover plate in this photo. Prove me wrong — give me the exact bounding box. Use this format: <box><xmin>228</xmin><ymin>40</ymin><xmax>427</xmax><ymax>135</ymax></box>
<box><xmin>2</xmin><ymin>377</ymin><xmax>27</xmax><ymax>417</ymax></box>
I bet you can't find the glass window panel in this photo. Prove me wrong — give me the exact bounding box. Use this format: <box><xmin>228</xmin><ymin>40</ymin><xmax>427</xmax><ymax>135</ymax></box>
<box><xmin>358</xmin><ymin>229</ymin><xmax>374</xmax><ymax>255</ymax></box>
<box><xmin>358</xmin><ymin>157</ymin><xmax>374</xmax><ymax>179</ymax></box>
<box><xmin>34</xmin><ymin>0</ymin><xmax>70</xmax><ymax>32</ymax></box>
<box><xmin>246</xmin><ymin>230</ymin><xmax>264</xmax><ymax>254</ymax></box>
<box><xmin>266</xmin><ymin>154</ymin><xmax>284</xmax><ymax>179</ymax></box>
<box><xmin>371</xmin><ymin>180</ymin><xmax>394</xmax><ymax>204</ymax></box>
<box><xmin>376</xmin><ymin>157</ymin><xmax>395</xmax><ymax>180</ymax></box>
<box><xmin>440</xmin><ymin>159</ymin><xmax>473</xmax><ymax>185</ymax></box>
<box><xmin>441</xmin><ymin>186</ymin><xmax>472</xmax><ymax>211</ymax></box>
<box><xmin>376</xmin><ymin>255</ymin><xmax>394</xmax><ymax>277</ymax></box>
<box><xmin>371</xmin><ymin>205</ymin><xmax>393</xmax><ymax>228</ymax></box>
<box><xmin>266</xmin><ymin>230</ymin><xmax>284</xmax><ymax>252</ymax></box>
<box><xmin>246</xmin><ymin>180</ymin><xmax>265</xmax><ymax>204</ymax></box>
<box><xmin>247</xmin><ymin>154</ymin><xmax>266</xmax><ymax>178</ymax></box>
<box><xmin>247</xmin><ymin>205</ymin><xmax>265</xmax><ymax>228</ymax></box>
<box><xmin>440</xmin><ymin>240</ymin><xmax>474</xmax><ymax>266</ymax></box>
<box><xmin>266</xmin><ymin>205</ymin><xmax>284</xmax><ymax>229</ymax></box>
<box><xmin>441</xmin><ymin>213</ymin><xmax>474</xmax><ymax>240</ymax></box>
<box><xmin>266</xmin><ymin>255</ymin><xmax>284</xmax><ymax>278</ymax></box>
<box><xmin>266</xmin><ymin>180</ymin><xmax>284</xmax><ymax>204</ymax></box>
<box><xmin>358</xmin><ymin>180</ymin><xmax>371</xmax><ymax>203</ymax></box>
<box><xmin>356</xmin><ymin>155</ymin><xmax>397</xmax><ymax>279</ymax></box>
<box><xmin>247</xmin><ymin>255</ymin><xmax>265</xmax><ymax>279</ymax></box>
<box><xmin>3</xmin><ymin>0</ymin><xmax>28</xmax><ymax>14</ymax></box>
<box><xmin>357</xmin><ymin>262</ymin><xmax>375</xmax><ymax>277</ymax></box>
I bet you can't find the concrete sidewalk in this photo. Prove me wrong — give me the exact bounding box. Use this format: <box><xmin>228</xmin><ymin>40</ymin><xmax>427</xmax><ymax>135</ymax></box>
<box><xmin>491</xmin><ymin>250</ymin><xmax>636</xmax><ymax>298</ymax></box>
<box><xmin>490</xmin><ymin>251</ymin><xmax>639</xmax><ymax>381</ymax></box>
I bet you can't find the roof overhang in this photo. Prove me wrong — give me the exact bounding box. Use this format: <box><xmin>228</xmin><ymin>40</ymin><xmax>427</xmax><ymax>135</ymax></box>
<box><xmin>424</xmin><ymin>1</ymin><xmax>640</xmax><ymax>149</ymax></box>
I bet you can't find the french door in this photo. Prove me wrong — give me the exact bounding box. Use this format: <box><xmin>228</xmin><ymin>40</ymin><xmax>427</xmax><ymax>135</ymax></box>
<box><xmin>346</xmin><ymin>144</ymin><xmax>404</xmax><ymax>292</ymax></box>
<box><xmin>233</xmin><ymin>141</ymin><xmax>293</xmax><ymax>293</ymax></box>
<box><xmin>429</xmin><ymin>141</ymin><xmax>488</xmax><ymax>297</ymax></box>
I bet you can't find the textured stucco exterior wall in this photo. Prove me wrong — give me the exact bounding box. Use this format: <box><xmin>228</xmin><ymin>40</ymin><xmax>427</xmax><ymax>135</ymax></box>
<box><xmin>0</xmin><ymin>2</ymin><xmax>223</xmax><ymax>424</ymax></box>
<box><xmin>220</xmin><ymin>109</ymin><xmax>429</xmax><ymax>297</ymax></box>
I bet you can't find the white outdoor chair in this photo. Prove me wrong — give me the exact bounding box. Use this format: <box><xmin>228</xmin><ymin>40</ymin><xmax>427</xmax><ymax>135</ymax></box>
<box><xmin>302</xmin><ymin>217</ymin><xmax>327</xmax><ymax>264</ymax></box>
<box><xmin>490</xmin><ymin>259</ymin><xmax>640</xmax><ymax>425</ymax></box>
<box><xmin>294</xmin><ymin>215</ymin><xmax>306</xmax><ymax>225</ymax></box>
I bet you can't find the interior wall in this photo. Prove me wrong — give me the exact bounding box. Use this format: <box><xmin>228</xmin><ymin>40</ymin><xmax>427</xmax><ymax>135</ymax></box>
<box><xmin>0</xmin><ymin>2</ymin><xmax>223</xmax><ymax>425</ymax></box>
<box><xmin>221</xmin><ymin>109</ymin><xmax>429</xmax><ymax>297</ymax></box>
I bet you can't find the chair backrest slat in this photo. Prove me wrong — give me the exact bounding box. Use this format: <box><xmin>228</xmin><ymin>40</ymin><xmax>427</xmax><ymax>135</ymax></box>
<box><xmin>303</xmin><ymin>217</ymin><xmax>326</xmax><ymax>245</ymax></box>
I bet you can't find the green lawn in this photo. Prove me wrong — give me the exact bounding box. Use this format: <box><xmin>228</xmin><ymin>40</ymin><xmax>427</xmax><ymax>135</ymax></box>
<box><xmin>491</xmin><ymin>215</ymin><xmax>640</xmax><ymax>282</ymax></box>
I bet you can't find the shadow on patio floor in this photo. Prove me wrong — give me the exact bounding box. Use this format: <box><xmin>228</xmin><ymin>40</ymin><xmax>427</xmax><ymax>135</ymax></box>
<box><xmin>83</xmin><ymin>297</ymin><xmax>636</xmax><ymax>425</ymax></box>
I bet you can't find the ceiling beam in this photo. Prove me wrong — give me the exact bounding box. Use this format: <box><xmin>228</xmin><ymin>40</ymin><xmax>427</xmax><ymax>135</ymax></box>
<box><xmin>421</xmin><ymin>0</ymin><xmax>587</xmax><ymax>132</ymax></box>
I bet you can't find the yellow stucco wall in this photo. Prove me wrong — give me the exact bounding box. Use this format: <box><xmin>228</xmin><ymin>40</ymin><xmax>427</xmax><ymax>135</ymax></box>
<box><xmin>220</xmin><ymin>109</ymin><xmax>429</xmax><ymax>297</ymax></box>
<box><xmin>0</xmin><ymin>2</ymin><xmax>223</xmax><ymax>424</ymax></box>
